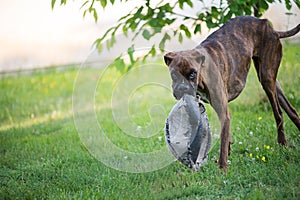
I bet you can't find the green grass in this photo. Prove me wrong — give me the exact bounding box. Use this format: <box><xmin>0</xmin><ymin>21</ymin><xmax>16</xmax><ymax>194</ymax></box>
<box><xmin>1</xmin><ymin>44</ymin><xmax>299</xmax><ymax>199</ymax></box>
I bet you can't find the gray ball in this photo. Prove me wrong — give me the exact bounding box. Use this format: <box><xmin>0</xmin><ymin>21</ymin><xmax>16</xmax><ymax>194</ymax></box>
<box><xmin>165</xmin><ymin>94</ymin><xmax>211</xmax><ymax>172</ymax></box>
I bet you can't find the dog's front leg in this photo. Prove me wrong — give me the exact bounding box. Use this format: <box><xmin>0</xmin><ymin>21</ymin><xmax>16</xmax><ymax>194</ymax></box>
<box><xmin>199</xmin><ymin>60</ymin><xmax>232</xmax><ymax>172</ymax></box>
<box><xmin>218</xmin><ymin>107</ymin><xmax>231</xmax><ymax>173</ymax></box>
<box><xmin>210</xmin><ymin>88</ymin><xmax>231</xmax><ymax>173</ymax></box>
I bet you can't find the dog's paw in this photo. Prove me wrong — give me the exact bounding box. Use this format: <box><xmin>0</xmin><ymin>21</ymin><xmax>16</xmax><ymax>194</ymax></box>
<box><xmin>278</xmin><ymin>135</ymin><xmax>288</xmax><ymax>146</ymax></box>
<box><xmin>217</xmin><ymin>159</ymin><xmax>228</xmax><ymax>174</ymax></box>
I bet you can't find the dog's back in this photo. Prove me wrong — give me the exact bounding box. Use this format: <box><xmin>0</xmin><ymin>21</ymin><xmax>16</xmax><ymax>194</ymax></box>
<box><xmin>197</xmin><ymin>16</ymin><xmax>300</xmax><ymax>101</ymax></box>
<box><xmin>201</xmin><ymin>16</ymin><xmax>277</xmax><ymax>57</ymax></box>
<box><xmin>201</xmin><ymin>16</ymin><xmax>300</xmax><ymax>55</ymax></box>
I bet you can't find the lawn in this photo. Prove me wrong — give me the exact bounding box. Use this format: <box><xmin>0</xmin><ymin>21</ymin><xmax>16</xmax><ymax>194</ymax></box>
<box><xmin>0</xmin><ymin>44</ymin><xmax>299</xmax><ymax>199</ymax></box>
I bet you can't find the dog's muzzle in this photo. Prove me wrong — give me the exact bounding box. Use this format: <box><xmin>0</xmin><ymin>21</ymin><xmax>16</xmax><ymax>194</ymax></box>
<box><xmin>173</xmin><ymin>83</ymin><xmax>196</xmax><ymax>100</ymax></box>
<box><xmin>170</xmin><ymin>70</ymin><xmax>197</xmax><ymax>100</ymax></box>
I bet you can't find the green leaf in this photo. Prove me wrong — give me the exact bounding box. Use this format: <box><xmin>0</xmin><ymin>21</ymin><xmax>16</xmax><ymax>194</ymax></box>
<box><xmin>235</xmin><ymin>0</ymin><xmax>246</xmax><ymax>4</ymax></box>
<box><xmin>146</xmin><ymin>6</ymin><xmax>154</xmax><ymax>18</ymax></box>
<box><xmin>198</xmin><ymin>13</ymin><xmax>205</xmax><ymax>20</ymax></box>
<box><xmin>260</xmin><ymin>0</ymin><xmax>269</xmax><ymax>10</ymax></box>
<box><xmin>165</xmin><ymin>18</ymin><xmax>176</xmax><ymax>25</ymax></box>
<box><xmin>206</xmin><ymin>15</ymin><xmax>218</xmax><ymax>29</ymax></box>
<box><xmin>60</xmin><ymin>0</ymin><xmax>67</xmax><ymax>5</ymax></box>
<box><xmin>223</xmin><ymin>12</ymin><xmax>233</xmax><ymax>23</ymax></box>
<box><xmin>96</xmin><ymin>43</ymin><xmax>103</xmax><ymax>54</ymax></box>
<box><xmin>149</xmin><ymin>45</ymin><xmax>156</xmax><ymax>57</ymax></box>
<box><xmin>51</xmin><ymin>0</ymin><xmax>56</xmax><ymax>9</ymax></box>
<box><xmin>109</xmin><ymin>34</ymin><xmax>116</xmax><ymax>47</ymax></box>
<box><xmin>93</xmin><ymin>9</ymin><xmax>98</xmax><ymax>22</ymax></box>
<box><xmin>186</xmin><ymin>0</ymin><xmax>193</xmax><ymax>7</ymax></box>
<box><xmin>100</xmin><ymin>0</ymin><xmax>107</xmax><ymax>8</ymax></box>
<box><xmin>159</xmin><ymin>33</ymin><xmax>170</xmax><ymax>50</ymax></box>
<box><xmin>142</xmin><ymin>45</ymin><xmax>156</xmax><ymax>63</ymax></box>
<box><xmin>173</xmin><ymin>30</ymin><xmax>178</xmax><ymax>36</ymax></box>
<box><xmin>211</xmin><ymin>6</ymin><xmax>219</xmax><ymax>18</ymax></box>
<box><xmin>106</xmin><ymin>40</ymin><xmax>110</xmax><ymax>50</ymax></box>
<box><xmin>110</xmin><ymin>0</ymin><xmax>115</xmax><ymax>4</ymax></box>
<box><xmin>178</xmin><ymin>0</ymin><xmax>193</xmax><ymax>9</ymax></box>
<box><xmin>142</xmin><ymin>29</ymin><xmax>151</xmax><ymax>40</ymax></box>
<box><xmin>127</xmin><ymin>46</ymin><xmax>135</xmax><ymax>69</ymax></box>
<box><xmin>294</xmin><ymin>0</ymin><xmax>300</xmax><ymax>8</ymax></box>
<box><xmin>161</xmin><ymin>3</ymin><xmax>173</xmax><ymax>12</ymax></box>
<box><xmin>83</xmin><ymin>10</ymin><xmax>87</xmax><ymax>18</ymax></box>
<box><xmin>180</xmin><ymin>24</ymin><xmax>191</xmax><ymax>38</ymax></box>
<box><xmin>153</xmin><ymin>27</ymin><xmax>162</xmax><ymax>34</ymax></box>
<box><xmin>244</xmin><ymin>7</ymin><xmax>252</xmax><ymax>15</ymax></box>
<box><xmin>229</xmin><ymin>4</ymin><xmax>239</xmax><ymax>14</ymax></box>
<box><xmin>178</xmin><ymin>32</ymin><xmax>183</xmax><ymax>43</ymax></box>
<box><xmin>122</xmin><ymin>25</ymin><xmax>128</xmax><ymax>37</ymax></box>
<box><xmin>194</xmin><ymin>24</ymin><xmax>201</xmax><ymax>34</ymax></box>
<box><xmin>129</xmin><ymin>21</ymin><xmax>138</xmax><ymax>31</ymax></box>
<box><xmin>157</xmin><ymin>10</ymin><xmax>165</xmax><ymax>19</ymax></box>
<box><xmin>179</xmin><ymin>1</ymin><xmax>184</xmax><ymax>9</ymax></box>
<box><xmin>105</xmin><ymin>34</ymin><xmax>116</xmax><ymax>50</ymax></box>
<box><xmin>114</xmin><ymin>57</ymin><xmax>126</xmax><ymax>73</ymax></box>
<box><xmin>134</xmin><ymin>6</ymin><xmax>144</xmax><ymax>18</ymax></box>
<box><xmin>148</xmin><ymin>19</ymin><xmax>158</xmax><ymax>27</ymax></box>
<box><xmin>285</xmin><ymin>0</ymin><xmax>292</xmax><ymax>10</ymax></box>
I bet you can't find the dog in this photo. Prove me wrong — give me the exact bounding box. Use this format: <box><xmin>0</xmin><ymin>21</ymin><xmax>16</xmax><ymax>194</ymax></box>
<box><xmin>164</xmin><ymin>16</ymin><xmax>300</xmax><ymax>172</ymax></box>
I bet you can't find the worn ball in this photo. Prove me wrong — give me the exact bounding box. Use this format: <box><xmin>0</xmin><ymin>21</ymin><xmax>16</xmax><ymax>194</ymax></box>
<box><xmin>165</xmin><ymin>94</ymin><xmax>211</xmax><ymax>171</ymax></box>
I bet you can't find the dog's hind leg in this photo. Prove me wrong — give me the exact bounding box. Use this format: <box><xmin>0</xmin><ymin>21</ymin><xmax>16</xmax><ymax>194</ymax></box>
<box><xmin>262</xmin><ymin>82</ymin><xmax>287</xmax><ymax>145</ymax></box>
<box><xmin>253</xmin><ymin>42</ymin><xmax>288</xmax><ymax>145</ymax></box>
<box><xmin>276</xmin><ymin>81</ymin><xmax>300</xmax><ymax>131</ymax></box>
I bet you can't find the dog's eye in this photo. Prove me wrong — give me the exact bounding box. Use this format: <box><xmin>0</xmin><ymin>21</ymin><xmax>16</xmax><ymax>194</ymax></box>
<box><xmin>189</xmin><ymin>72</ymin><xmax>197</xmax><ymax>81</ymax></box>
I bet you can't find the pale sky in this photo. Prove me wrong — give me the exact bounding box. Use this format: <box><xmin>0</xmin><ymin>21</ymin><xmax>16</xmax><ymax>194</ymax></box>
<box><xmin>0</xmin><ymin>0</ymin><xmax>140</xmax><ymax>71</ymax></box>
<box><xmin>0</xmin><ymin>0</ymin><xmax>299</xmax><ymax>72</ymax></box>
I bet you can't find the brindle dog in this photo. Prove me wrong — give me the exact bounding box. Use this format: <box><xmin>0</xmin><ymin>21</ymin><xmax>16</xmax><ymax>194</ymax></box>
<box><xmin>164</xmin><ymin>16</ymin><xmax>300</xmax><ymax>172</ymax></box>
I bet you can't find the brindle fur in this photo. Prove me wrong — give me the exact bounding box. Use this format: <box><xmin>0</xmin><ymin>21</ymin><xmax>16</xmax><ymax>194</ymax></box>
<box><xmin>164</xmin><ymin>16</ymin><xmax>300</xmax><ymax>172</ymax></box>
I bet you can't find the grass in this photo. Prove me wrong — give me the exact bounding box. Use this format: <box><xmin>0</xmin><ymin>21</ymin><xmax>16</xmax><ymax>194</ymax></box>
<box><xmin>0</xmin><ymin>44</ymin><xmax>299</xmax><ymax>199</ymax></box>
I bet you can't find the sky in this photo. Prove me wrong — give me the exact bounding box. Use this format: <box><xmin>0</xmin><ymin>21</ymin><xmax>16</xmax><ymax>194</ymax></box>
<box><xmin>0</xmin><ymin>0</ymin><xmax>136</xmax><ymax>71</ymax></box>
<box><xmin>0</xmin><ymin>0</ymin><xmax>299</xmax><ymax>72</ymax></box>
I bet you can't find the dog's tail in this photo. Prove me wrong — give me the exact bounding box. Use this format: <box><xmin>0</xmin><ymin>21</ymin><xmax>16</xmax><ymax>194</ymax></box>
<box><xmin>277</xmin><ymin>24</ymin><xmax>300</xmax><ymax>38</ymax></box>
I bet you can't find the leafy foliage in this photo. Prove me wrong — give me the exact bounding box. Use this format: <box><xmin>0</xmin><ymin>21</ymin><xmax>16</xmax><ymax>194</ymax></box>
<box><xmin>51</xmin><ymin>0</ymin><xmax>299</xmax><ymax>71</ymax></box>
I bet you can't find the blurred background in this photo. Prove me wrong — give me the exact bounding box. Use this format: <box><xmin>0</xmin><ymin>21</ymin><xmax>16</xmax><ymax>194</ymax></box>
<box><xmin>0</xmin><ymin>0</ymin><xmax>299</xmax><ymax>72</ymax></box>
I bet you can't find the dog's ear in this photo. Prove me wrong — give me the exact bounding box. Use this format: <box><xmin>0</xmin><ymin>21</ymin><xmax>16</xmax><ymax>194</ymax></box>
<box><xmin>192</xmin><ymin>50</ymin><xmax>205</xmax><ymax>65</ymax></box>
<box><xmin>164</xmin><ymin>52</ymin><xmax>176</xmax><ymax>66</ymax></box>
<box><xmin>195</xmin><ymin>54</ymin><xmax>205</xmax><ymax>65</ymax></box>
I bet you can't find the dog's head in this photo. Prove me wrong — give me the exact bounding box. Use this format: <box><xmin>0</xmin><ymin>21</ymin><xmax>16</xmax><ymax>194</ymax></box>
<box><xmin>164</xmin><ymin>49</ymin><xmax>205</xmax><ymax>100</ymax></box>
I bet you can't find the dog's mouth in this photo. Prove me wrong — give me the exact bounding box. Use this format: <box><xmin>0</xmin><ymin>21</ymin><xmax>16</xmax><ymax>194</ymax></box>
<box><xmin>170</xmin><ymin>70</ymin><xmax>197</xmax><ymax>100</ymax></box>
<box><xmin>173</xmin><ymin>89</ymin><xmax>196</xmax><ymax>100</ymax></box>
<box><xmin>173</xmin><ymin>83</ymin><xmax>197</xmax><ymax>100</ymax></box>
